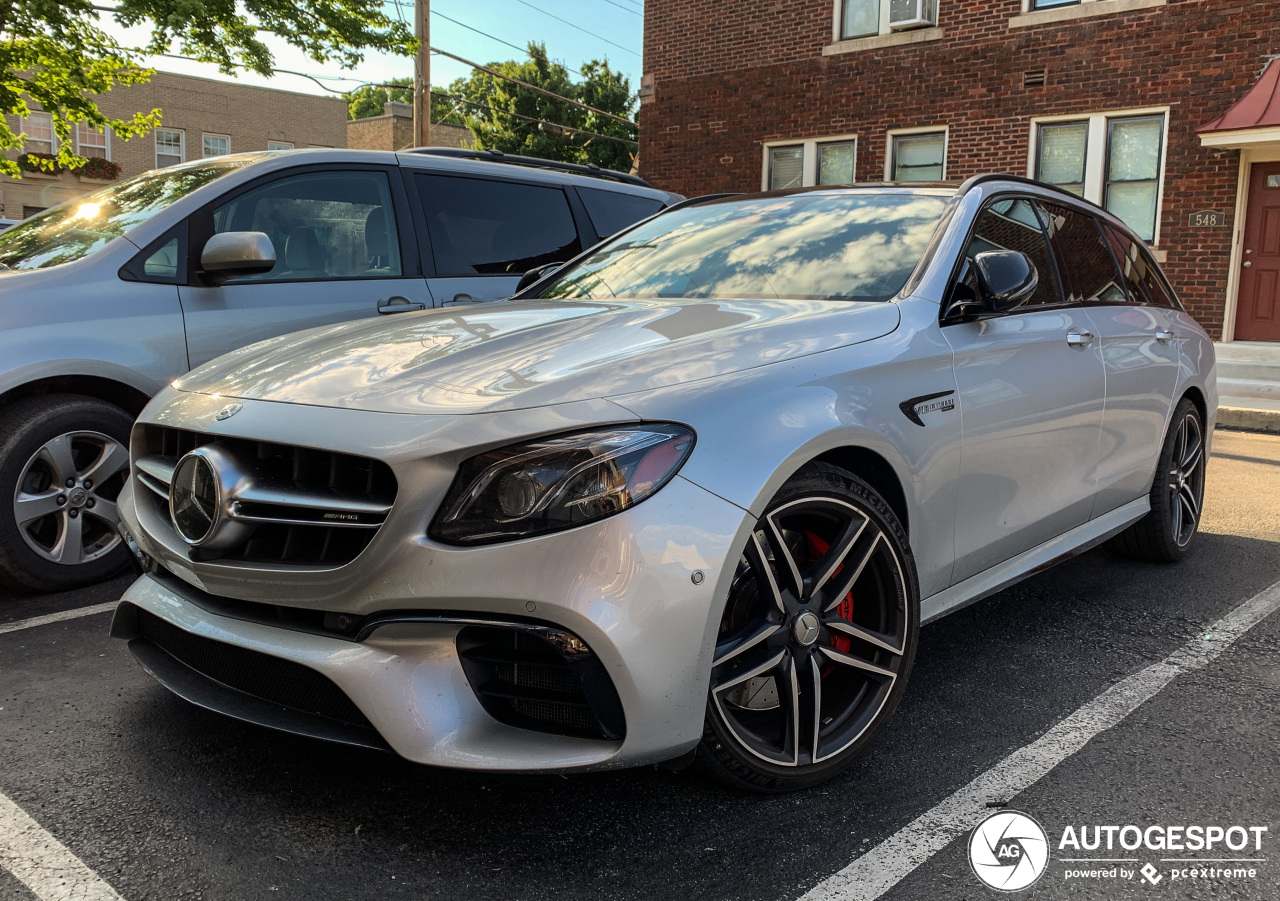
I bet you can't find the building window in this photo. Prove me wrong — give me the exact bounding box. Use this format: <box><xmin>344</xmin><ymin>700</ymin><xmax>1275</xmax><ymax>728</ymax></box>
<box><xmin>21</xmin><ymin>112</ymin><xmax>54</xmax><ymax>155</ymax></box>
<box><xmin>202</xmin><ymin>134</ymin><xmax>231</xmax><ymax>158</ymax></box>
<box><xmin>1032</xmin><ymin>110</ymin><xmax>1167</xmax><ymax>242</ymax></box>
<box><xmin>889</xmin><ymin>130</ymin><xmax>946</xmax><ymax>181</ymax></box>
<box><xmin>76</xmin><ymin>123</ymin><xmax>109</xmax><ymax>159</ymax></box>
<box><xmin>267</xmin><ymin>140</ymin><xmax>294</xmax><ymax>151</ymax></box>
<box><xmin>22</xmin><ymin>205</ymin><xmax>46</xmax><ymax>218</ymax></box>
<box><xmin>838</xmin><ymin>0</ymin><xmax>937</xmax><ymax>39</ymax></box>
<box><xmin>763</xmin><ymin>136</ymin><xmax>858</xmax><ymax>190</ymax></box>
<box><xmin>155</xmin><ymin>129</ymin><xmax>184</xmax><ymax>168</ymax></box>
<box><xmin>1029</xmin><ymin>0</ymin><xmax>1079</xmax><ymax>7</ymax></box>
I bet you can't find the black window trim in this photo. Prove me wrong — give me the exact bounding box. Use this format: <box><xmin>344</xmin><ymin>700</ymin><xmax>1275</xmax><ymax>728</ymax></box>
<box><xmin>119</xmin><ymin>220</ymin><xmax>189</xmax><ymax>285</ymax></box>
<box><xmin>182</xmin><ymin>162</ymin><xmax>421</xmax><ymax>287</ymax></box>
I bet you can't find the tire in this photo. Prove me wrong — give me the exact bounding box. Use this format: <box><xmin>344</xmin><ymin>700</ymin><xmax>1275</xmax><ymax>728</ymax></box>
<box><xmin>0</xmin><ymin>395</ymin><xmax>134</xmax><ymax>594</ymax></box>
<box><xmin>1107</xmin><ymin>397</ymin><xmax>1206</xmax><ymax>563</ymax></box>
<box><xmin>697</xmin><ymin>462</ymin><xmax>920</xmax><ymax>792</ymax></box>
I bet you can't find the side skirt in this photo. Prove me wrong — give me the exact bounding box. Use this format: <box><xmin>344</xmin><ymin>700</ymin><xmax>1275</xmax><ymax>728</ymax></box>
<box><xmin>921</xmin><ymin>497</ymin><xmax>1150</xmax><ymax>624</ymax></box>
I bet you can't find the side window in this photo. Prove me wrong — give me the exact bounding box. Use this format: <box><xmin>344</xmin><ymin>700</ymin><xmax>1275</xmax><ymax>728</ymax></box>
<box><xmin>143</xmin><ymin>238</ymin><xmax>180</xmax><ymax>280</ymax></box>
<box><xmin>1102</xmin><ymin>223</ymin><xmax>1178</xmax><ymax>309</ymax></box>
<box><xmin>959</xmin><ymin>197</ymin><xmax>1064</xmax><ymax>309</ymax></box>
<box><xmin>578</xmin><ymin>187</ymin><xmax>665</xmax><ymax>238</ymax></box>
<box><xmin>209</xmin><ymin>171</ymin><xmax>402</xmax><ymax>282</ymax></box>
<box><xmin>416</xmin><ymin>174</ymin><xmax>581</xmax><ymax>276</ymax></box>
<box><xmin>1040</xmin><ymin>203</ymin><xmax>1127</xmax><ymax>305</ymax></box>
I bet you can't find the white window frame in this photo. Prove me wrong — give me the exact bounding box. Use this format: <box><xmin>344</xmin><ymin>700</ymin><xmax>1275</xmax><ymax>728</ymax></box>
<box><xmin>75</xmin><ymin>123</ymin><xmax>110</xmax><ymax>160</ymax></box>
<box><xmin>202</xmin><ymin>133</ymin><xmax>231</xmax><ymax>158</ymax></box>
<box><xmin>832</xmin><ymin>0</ymin><xmax>894</xmax><ymax>40</ymax></box>
<box><xmin>155</xmin><ymin>129</ymin><xmax>185</xmax><ymax>167</ymax></box>
<box><xmin>885</xmin><ymin>126</ymin><xmax>948</xmax><ymax>181</ymax></box>
<box><xmin>1027</xmin><ymin>106</ymin><xmax>1170</xmax><ymax>245</ymax></box>
<box><xmin>21</xmin><ymin>111</ymin><xmax>55</xmax><ymax>155</ymax></box>
<box><xmin>761</xmin><ymin>135</ymin><xmax>859</xmax><ymax>190</ymax></box>
<box><xmin>267</xmin><ymin>140</ymin><xmax>294</xmax><ymax>151</ymax></box>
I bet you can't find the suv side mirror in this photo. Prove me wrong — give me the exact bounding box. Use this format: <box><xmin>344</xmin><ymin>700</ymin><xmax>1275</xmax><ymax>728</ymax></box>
<box><xmin>200</xmin><ymin>232</ymin><xmax>276</xmax><ymax>281</ymax></box>
<box><xmin>515</xmin><ymin>262</ymin><xmax>564</xmax><ymax>295</ymax></box>
<box><xmin>973</xmin><ymin>250</ymin><xmax>1037</xmax><ymax>313</ymax></box>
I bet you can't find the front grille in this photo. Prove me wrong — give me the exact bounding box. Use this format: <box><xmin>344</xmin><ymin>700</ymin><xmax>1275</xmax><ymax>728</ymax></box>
<box><xmin>458</xmin><ymin>626</ymin><xmax>625</xmax><ymax>741</ymax></box>
<box><xmin>134</xmin><ymin>607</ymin><xmax>372</xmax><ymax>728</ymax></box>
<box><xmin>134</xmin><ymin>425</ymin><xmax>397</xmax><ymax>567</ymax></box>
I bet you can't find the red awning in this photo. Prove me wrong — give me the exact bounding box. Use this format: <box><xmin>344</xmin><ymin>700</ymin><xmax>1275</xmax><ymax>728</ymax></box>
<box><xmin>1199</xmin><ymin>59</ymin><xmax>1280</xmax><ymax>134</ymax></box>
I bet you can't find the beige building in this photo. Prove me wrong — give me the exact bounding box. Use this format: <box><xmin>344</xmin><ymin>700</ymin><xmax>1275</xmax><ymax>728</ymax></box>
<box><xmin>346</xmin><ymin>100</ymin><xmax>472</xmax><ymax>152</ymax></box>
<box><xmin>2</xmin><ymin>71</ymin><xmax>347</xmax><ymax>219</ymax></box>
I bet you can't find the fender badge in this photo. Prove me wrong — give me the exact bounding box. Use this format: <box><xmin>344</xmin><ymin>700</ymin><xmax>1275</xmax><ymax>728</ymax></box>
<box><xmin>215</xmin><ymin>402</ymin><xmax>243</xmax><ymax>422</ymax></box>
<box><xmin>900</xmin><ymin>391</ymin><xmax>955</xmax><ymax>427</ymax></box>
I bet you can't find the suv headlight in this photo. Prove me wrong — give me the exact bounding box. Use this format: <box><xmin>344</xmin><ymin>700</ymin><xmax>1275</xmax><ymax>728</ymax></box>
<box><xmin>429</xmin><ymin>424</ymin><xmax>695</xmax><ymax>545</ymax></box>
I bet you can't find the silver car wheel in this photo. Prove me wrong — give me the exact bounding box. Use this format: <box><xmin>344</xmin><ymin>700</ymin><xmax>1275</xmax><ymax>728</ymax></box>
<box><xmin>12</xmin><ymin>430</ymin><xmax>129</xmax><ymax>565</ymax></box>
<box><xmin>1168</xmin><ymin>411</ymin><xmax>1205</xmax><ymax>548</ymax></box>
<box><xmin>710</xmin><ymin>494</ymin><xmax>910</xmax><ymax>768</ymax></box>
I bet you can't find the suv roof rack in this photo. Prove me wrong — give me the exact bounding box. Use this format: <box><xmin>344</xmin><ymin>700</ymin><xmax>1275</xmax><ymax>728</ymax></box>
<box><xmin>404</xmin><ymin>147</ymin><xmax>653</xmax><ymax>189</ymax></box>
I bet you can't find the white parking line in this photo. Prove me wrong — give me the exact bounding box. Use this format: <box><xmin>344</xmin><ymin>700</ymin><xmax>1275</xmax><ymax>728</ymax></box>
<box><xmin>0</xmin><ymin>603</ymin><xmax>116</xmax><ymax>637</ymax></box>
<box><xmin>0</xmin><ymin>791</ymin><xmax>125</xmax><ymax>900</ymax></box>
<box><xmin>798</xmin><ymin>577</ymin><xmax>1280</xmax><ymax>901</ymax></box>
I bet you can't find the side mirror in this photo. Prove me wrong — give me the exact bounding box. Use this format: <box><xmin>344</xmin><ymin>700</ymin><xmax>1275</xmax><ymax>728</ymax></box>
<box><xmin>515</xmin><ymin>262</ymin><xmax>564</xmax><ymax>295</ymax></box>
<box><xmin>973</xmin><ymin>250</ymin><xmax>1038</xmax><ymax>313</ymax></box>
<box><xmin>200</xmin><ymin>232</ymin><xmax>276</xmax><ymax>281</ymax></box>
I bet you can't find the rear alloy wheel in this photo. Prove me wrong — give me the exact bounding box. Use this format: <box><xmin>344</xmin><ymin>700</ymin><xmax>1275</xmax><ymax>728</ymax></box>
<box><xmin>0</xmin><ymin>395</ymin><xmax>133</xmax><ymax>594</ymax></box>
<box><xmin>699</xmin><ymin>463</ymin><xmax>918</xmax><ymax>792</ymax></box>
<box><xmin>1108</xmin><ymin>397</ymin><xmax>1205</xmax><ymax>563</ymax></box>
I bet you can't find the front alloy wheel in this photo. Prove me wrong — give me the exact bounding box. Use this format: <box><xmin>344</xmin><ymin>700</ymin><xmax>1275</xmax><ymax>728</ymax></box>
<box><xmin>699</xmin><ymin>463</ymin><xmax>918</xmax><ymax>792</ymax></box>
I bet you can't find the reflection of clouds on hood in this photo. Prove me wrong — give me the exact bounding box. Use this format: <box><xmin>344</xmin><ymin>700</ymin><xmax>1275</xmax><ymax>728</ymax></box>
<box><xmin>543</xmin><ymin>193</ymin><xmax>949</xmax><ymax>302</ymax></box>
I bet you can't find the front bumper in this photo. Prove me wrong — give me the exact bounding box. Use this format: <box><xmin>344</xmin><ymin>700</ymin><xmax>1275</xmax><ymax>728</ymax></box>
<box><xmin>114</xmin><ymin>399</ymin><xmax>753</xmax><ymax>770</ymax></box>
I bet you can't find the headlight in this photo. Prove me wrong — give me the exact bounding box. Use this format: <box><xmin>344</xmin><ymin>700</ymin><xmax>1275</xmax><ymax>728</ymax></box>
<box><xmin>429</xmin><ymin>424</ymin><xmax>695</xmax><ymax>545</ymax></box>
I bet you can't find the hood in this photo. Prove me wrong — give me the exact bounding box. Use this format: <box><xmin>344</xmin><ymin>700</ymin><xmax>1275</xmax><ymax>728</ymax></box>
<box><xmin>175</xmin><ymin>297</ymin><xmax>901</xmax><ymax>414</ymax></box>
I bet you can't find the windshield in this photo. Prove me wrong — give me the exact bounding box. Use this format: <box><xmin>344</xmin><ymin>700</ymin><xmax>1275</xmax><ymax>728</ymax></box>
<box><xmin>0</xmin><ymin>160</ymin><xmax>246</xmax><ymax>271</ymax></box>
<box><xmin>536</xmin><ymin>192</ymin><xmax>951</xmax><ymax>303</ymax></box>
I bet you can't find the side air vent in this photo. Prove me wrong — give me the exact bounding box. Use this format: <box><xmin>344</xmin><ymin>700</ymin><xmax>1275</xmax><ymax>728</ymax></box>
<box><xmin>133</xmin><ymin>426</ymin><xmax>397</xmax><ymax>567</ymax></box>
<box><xmin>1023</xmin><ymin>69</ymin><xmax>1047</xmax><ymax>89</ymax></box>
<box><xmin>457</xmin><ymin>625</ymin><xmax>626</xmax><ymax>741</ymax></box>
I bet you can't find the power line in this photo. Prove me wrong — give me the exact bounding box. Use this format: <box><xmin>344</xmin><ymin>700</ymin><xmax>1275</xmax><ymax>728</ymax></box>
<box><xmin>508</xmin><ymin>0</ymin><xmax>641</xmax><ymax>57</ymax></box>
<box><xmin>430</xmin><ymin>88</ymin><xmax>636</xmax><ymax>146</ymax></box>
<box><xmin>431</xmin><ymin>9</ymin><xmax>528</xmax><ymax>55</ymax></box>
<box><xmin>431</xmin><ymin>46</ymin><xmax>636</xmax><ymax>127</ymax></box>
<box><xmin>597</xmin><ymin>0</ymin><xmax>642</xmax><ymax>16</ymax></box>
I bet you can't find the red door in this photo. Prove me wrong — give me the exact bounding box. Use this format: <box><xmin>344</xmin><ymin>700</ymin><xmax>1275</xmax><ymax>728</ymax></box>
<box><xmin>1236</xmin><ymin>161</ymin><xmax>1280</xmax><ymax>341</ymax></box>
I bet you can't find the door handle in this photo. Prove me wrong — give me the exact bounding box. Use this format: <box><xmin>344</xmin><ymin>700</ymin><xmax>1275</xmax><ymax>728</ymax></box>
<box><xmin>1155</xmin><ymin>329</ymin><xmax>1175</xmax><ymax>344</ymax></box>
<box><xmin>1066</xmin><ymin>330</ymin><xmax>1095</xmax><ymax>347</ymax></box>
<box><xmin>377</xmin><ymin>296</ymin><xmax>426</xmax><ymax>314</ymax></box>
<box><xmin>1243</xmin><ymin>261</ymin><xmax>1252</xmax><ymax>268</ymax></box>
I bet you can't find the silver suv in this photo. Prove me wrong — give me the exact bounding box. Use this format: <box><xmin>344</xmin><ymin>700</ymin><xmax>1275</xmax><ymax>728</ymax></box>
<box><xmin>0</xmin><ymin>148</ymin><xmax>680</xmax><ymax>592</ymax></box>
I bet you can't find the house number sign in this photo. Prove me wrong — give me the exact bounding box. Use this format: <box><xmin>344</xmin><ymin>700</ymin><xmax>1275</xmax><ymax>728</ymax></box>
<box><xmin>1188</xmin><ymin>210</ymin><xmax>1224</xmax><ymax>227</ymax></box>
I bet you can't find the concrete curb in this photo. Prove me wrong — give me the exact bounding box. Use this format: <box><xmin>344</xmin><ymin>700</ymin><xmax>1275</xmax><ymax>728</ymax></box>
<box><xmin>1216</xmin><ymin>406</ymin><xmax>1280</xmax><ymax>434</ymax></box>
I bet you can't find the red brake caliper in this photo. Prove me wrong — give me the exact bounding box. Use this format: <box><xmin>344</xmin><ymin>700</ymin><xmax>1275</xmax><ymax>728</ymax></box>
<box><xmin>806</xmin><ymin>531</ymin><xmax>855</xmax><ymax>655</ymax></box>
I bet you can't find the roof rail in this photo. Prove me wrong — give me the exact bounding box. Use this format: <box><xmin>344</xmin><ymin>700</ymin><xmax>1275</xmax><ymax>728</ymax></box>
<box><xmin>404</xmin><ymin>147</ymin><xmax>653</xmax><ymax>189</ymax></box>
<box><xmin>957</xmin><ymin>173</ymin><xmax>1098</xmax><ymax>205</ymax></box>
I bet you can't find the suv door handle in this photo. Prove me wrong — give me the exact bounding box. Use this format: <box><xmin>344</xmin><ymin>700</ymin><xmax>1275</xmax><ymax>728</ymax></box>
<box><xmin>1155</xmin><ymin>329</ymin><xmax>1175</xmax><ymax>343</ymax></box>
<box><xmin>377</xmin><ymin>296</ymin><xmax>426</xmax><ymax>314</ymax></box>
<box><xmin>1066</xmin><ymin>330</ymin><xmax>1095</xmax><ymax>347</ymax></box>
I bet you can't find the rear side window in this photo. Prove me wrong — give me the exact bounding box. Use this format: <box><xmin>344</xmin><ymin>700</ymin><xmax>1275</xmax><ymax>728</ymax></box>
<box><xmin>210</xmin><ymin>170</ymin><xmax>402</xmax><ymax>282</ymax></box>
<box><xmin>1102</xmin><ymin>223</ymin><xmax>1179</xmax><ymax>309</ymax></box>
<box><xmin>960</xmin><ymin>197</ymin><xmax>1064</xmax><ymax>308</ymax></box>
<box><xmin>1040</xmin><ymin>203</ymin><xmax>1127</xmax><ymax>305</ymax></box>
<box><xmin>578</xmin><ymin>187</ymin><xmax>665</xmax><ymax>238</ymax></box>
<box><xmin>416</xmin><ymin>174</ymin><xmax>581</xmax><ymax>276</ymax></box>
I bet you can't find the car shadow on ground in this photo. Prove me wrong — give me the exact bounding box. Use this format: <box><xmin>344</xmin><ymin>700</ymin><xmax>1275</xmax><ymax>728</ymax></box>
<box><xmin>104</xmin><ymin>530</ymin><xmax>1280</xmax><ymax>901</ymax></box>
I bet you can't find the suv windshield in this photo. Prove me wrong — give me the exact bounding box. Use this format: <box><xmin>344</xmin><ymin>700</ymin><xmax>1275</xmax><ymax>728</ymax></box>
<box><xmin>536</xmin><ymin>191</ymin><xmax>951</xmax><ymax>302</ymax></box>
<box><xmin>0</xmin><ymin>160</ymin><xmax>246</xmax><ymax>271</ymax></box>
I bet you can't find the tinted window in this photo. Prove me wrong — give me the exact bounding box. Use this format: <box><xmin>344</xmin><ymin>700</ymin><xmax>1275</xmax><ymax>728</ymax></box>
<box><xmin>1041</xmin><ymin>203</ymin><xmax>1127</xmax><ymax>305</ymax></box>
<box><xmin>1102</xmin><ymin>223</ymin><xmax>1178</xmax><ymax>309</ymax></box>
<box><xmin>578</xmin><ymin>187</ymin><xmax>664</xmax><ymax>238</ymax></box>
<box><xmin>960</xmin><ymin>197</ymin><xmax>1063</xmax><ymax>308</ymax></box>
<box><xmin>537</xmin><ymin>192</ymin><xmax>950</xmax><ymax>302</ymax></box>
<box><xmin>417</xmin><ymin>175</ymin><xmax>580</xmax><ymax>276</ymax></box>
<box><xmin>211</xmin><ymin>171</ymin><xmax>401</xmax><ymax>282</ymax></box>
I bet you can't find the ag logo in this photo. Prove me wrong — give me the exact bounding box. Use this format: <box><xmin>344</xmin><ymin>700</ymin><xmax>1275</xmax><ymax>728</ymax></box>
<box><xmin>969</xmin><ymin>810</ymin><xmax>1050</xmax><ymax>892</ymax></box>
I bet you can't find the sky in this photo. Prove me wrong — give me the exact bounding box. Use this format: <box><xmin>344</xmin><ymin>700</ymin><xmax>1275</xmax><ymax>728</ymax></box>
<box><xmin>97</xmin><ymin>0</ymin><xmax>645</xmax><ymax>103</ymax></box>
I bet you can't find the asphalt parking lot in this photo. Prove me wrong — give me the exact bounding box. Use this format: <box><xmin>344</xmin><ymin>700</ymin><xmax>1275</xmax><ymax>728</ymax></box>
<box><xmin>2</xmin><ymin>429</ymin><xmax>1278</xmax><ymax>901</ymax></box>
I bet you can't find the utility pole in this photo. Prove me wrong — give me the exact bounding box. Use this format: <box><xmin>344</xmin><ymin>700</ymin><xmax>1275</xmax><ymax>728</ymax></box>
<box><xmin>413</xmin><ymin>0</ymin><xmax>430</xmax><ymax>146</ymax></box>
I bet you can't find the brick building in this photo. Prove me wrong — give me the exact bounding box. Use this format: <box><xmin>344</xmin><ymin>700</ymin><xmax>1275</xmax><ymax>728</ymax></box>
<box><xmin>346</xmin><ymin>100</ymin><xmax>473</xmax><ymax>151</ymax></box>
<box><xmin>2</xmin><ymin>71</ymin><xmax>346</xmax><ymax>220</ymax></box>
<box><xmin>639</xmin><ymin>0</ymin><xmax>1280</xmax><ymax>373</ymax></box>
